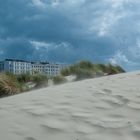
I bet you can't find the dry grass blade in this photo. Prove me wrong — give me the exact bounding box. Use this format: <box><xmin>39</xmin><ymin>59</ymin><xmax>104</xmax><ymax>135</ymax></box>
<box><xmin>0</xmin><ymin>73</ymin><xmax>20</xmax><ymax>97</ymax></box>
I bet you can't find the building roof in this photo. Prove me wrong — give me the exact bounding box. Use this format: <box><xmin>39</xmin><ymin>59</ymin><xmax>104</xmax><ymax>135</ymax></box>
<box><xmin>5</xmin><ymin>59</ymin><xmax>29</xmax><ymax>63</ymax></box>
<box><xmin>31</xmin><ymin>61</ymin><xmax>49</xmax><ymax>65</ymax></box>
<box><xmin>4</xmin><ymin>59</ymin><xmax>68</xmax><ymax>66</ymax></box>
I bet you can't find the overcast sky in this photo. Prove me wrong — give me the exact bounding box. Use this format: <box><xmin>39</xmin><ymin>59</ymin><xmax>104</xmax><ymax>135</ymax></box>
<box><xmin>0</xmin><ymin>0</ymin><xmax>140</xmax><ymax>71</ymax></box>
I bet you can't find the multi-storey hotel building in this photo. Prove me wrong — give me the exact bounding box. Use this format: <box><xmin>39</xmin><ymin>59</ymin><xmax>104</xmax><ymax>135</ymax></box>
<box><xmin>0</xmin><ymin>59</ymin><xmax>68</xmax><ymax>76</ymax></box>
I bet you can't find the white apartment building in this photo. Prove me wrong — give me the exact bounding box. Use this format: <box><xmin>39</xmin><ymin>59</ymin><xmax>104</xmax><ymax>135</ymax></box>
<box><xmin>0</xmin><ymin>59</ymin><xmax>69</xmax><ymax>77</ymax></box>
<box><xmin>31</xmin><ymin>62</ymin><xmax>68</xmax><ymax>76</ymax></box>
<box><xmin>0</xmin><ymin>59</ymin><xmax>32</xmax><ymax>75</ymax></box>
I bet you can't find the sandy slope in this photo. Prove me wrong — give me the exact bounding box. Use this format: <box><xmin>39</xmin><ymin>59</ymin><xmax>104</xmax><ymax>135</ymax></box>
<box><xmin>0</xmin><ymin>71</ymin><xmax>140</xmax><ymax>140</ymax></box>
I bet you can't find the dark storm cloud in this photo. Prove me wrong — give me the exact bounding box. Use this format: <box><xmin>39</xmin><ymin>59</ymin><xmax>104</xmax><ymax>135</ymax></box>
<box><xmin>0</xmin><ymin>38</ymin><xmax>35</xmax><ymax>60</ymax></box>
<box><xmin>0</xmin><ymin>0</ymin><xmax>140</xmax><ymax>71</ymax></box>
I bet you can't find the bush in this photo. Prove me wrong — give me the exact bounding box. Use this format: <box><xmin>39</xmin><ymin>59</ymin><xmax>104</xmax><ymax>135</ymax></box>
<box><xmin>60</xmin><ymin>60</ymin><xmax>125</xmax><ymax>80</ymax></box>
<box><xmin>75</xmin><ymin>69</ymin><xmax>95</xmax><ymax>80</ymax></box>
<box><xmin>106</xmin><ymin>64</ymin><xmax>125</xmax><ymax>75</ymax></box>
<box><xmin>61</xmin><ymin>61</ymin><xmax>96</xmax><ymax>80</ymax></box>
<box><xmin>61</xmin><ymin>68</ymin><xmax>70</xmax><ymax>76</ymax></box>
<box><xmin>78</xmin><ymin>61</ymin><xmax>94</xmax><ymax>69</ymax></box>
<box><xmin>16</xmin><ymin>73</ymin><xmax>32</xmax><ymax>83</ymax></box>
<box><xmin>53</xmin><ymin>76</ymin><xmax>67</xmax><ymax>85</ymax></box>
<box><xmin>0</xmin><ymin>73</ymin><xmax>21</xmax><ymax>97</ymax></box>
<box><xmin>32</xmin><ymin>74</ymin><xmax>48</xmax><ymax>88</ymax></box>
<box><xmin>115</xmin><ymin>65</ymin><xmax>125</xmax><ymax>73</ymax></box>
<box><xmin>94</xmin><ymin>64</ymin><xmax>108</xmax><ymax>73</ymax></box>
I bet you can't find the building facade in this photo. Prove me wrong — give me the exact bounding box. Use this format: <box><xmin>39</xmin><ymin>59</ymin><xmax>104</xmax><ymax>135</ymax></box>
<box><xmin>0</xmin><ymin>59</ymin><xmax>32</xmax><ymax>75</ymax></box>
<box><xmin>0</xmin><ymin>59</ymin><xmax>69</xmax><ymax>77</ymax></box>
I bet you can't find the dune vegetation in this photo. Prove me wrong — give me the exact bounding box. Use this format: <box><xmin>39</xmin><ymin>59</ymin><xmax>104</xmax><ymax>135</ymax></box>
<box><xmin>0</xmin><ymin>60</ymin><xmax>125</xmax><ymax>97</ymax></box>
<box><xmin>61</xmin><ymin>61</ymin><xmax>125</xmax><ymax>80</ymax></box>
<box><xmin>0</xmin><ymin>72</ymin><xmax>22</xmax><ymax>97</ymax></box>
<box><xmin>0</xmin><ymin>72</ymin><xmax>48</xmax><ymax>97</ymax></box>
<box><xmin>52</xmin><ymin>76</ymin><xmax>67</xmax><ymax>85</ymax></box>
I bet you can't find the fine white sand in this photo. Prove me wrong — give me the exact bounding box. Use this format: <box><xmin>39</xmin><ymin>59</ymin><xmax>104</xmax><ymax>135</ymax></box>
<box><xmin>0</xmin><ymin>71</ymin><xmax>140</xmax><ymax>140</ymax></box>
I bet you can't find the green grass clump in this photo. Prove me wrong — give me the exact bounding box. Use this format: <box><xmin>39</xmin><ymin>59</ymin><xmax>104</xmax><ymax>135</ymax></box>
<box><xmin>52</xmin><ymin>76</ymin><xmax>67</xmax><ymax>85</ymax></box>
<box><xmin>61</xmin><ymin>68</ymin><xmax>70</xmax><ymax>76</ymax></box>
<box><xmin>16</xmin><ymin>73</ymin><xmax>32</xmax><ymax>83</ymax></box>
<box><xmin>0</xmin><ymin>72</ymin><xmax>49</xmax><ymax>97</ymax></box>
<box><xmin>0</xmin><ymin>72</ymin><xmax>22</xmax><ymax>97</ymax></box>
<box><xmin>32</xmin><ymin>74</ymin><xmax>48</xmax><ymax>88</ymax></box>
<box><xmin>61</xmin><ymin>60</ymin><xmax>125</xmax><ymax>80</ymax></box>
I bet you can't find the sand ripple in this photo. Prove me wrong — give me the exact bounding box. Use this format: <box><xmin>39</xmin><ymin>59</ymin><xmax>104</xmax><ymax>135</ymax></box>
<box><xmin>0</xmin><ymin>71</ymin><xmax>140</xmax><ymax>140</ymax></box>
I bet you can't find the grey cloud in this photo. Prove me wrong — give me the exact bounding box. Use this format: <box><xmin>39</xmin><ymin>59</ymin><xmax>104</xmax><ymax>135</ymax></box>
<box><xmin>0</xmin><ymin>0</ymin><xmax>140</xmax><ymax>71</ymax></box>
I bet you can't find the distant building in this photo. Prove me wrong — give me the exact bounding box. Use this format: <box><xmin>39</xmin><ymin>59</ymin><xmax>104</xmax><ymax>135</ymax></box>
<box><xmin>0</xmin><ymin>59</ymin><xmax>32</xmax><ymax>75</ymax></box>
<box><xmin>0</xmin><ymin>59</ymin><xmax>69</xmax><ymax>76</ymax></box>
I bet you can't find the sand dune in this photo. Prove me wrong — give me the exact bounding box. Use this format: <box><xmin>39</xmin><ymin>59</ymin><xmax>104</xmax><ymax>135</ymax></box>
<box><xmin>0</xmin><ymin>71</ymin><xmax>140</xmax><ymax>140</ymax></box>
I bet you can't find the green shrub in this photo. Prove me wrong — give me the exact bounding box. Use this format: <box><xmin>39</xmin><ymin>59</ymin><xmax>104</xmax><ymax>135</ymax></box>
<box><xmin>32</xmin><ymin>74</ymin><xmax>48</xmax><ymax>88</ymax></box>
<box><xmin>94</xmin><ymin>64</ymin><xmax>108</xmax><ymax>73</ymax></box>
<box><xmin>60</xmin><ymin>60</ymin><xmax>125</xmax><ymax>80</ymax></box>
<box><xmin>61</xmin><ymin>68</ymin><xmax>70</xmax><ymax>76</ymax></box>
<box><xmin>53</xmin><ymin>76</ymin><xmax>67</xmax><ymax>85</ymax></box>
<box><xmin>115</xmin><ymin>65</ymin><xmax>125</xmax><ymax>73</ymax></box>
<box><xmin>61</xmin><ymin>61</ymin><xmax>96</xmax><ymax>80</ymax></box>
<box><xmin>78</xmin><ymin>61</ymin><xmax>94</xmax><ymax>69</ymax></box>
<box><xmin>106</xmin><ymin>64</ymin><xmax>125</xmax><ymax>75</ymax></box>
<box><xmin>16</xmin><ymin>73</ymin><xmax>32</xmax><ymax>83</ymax></box>
<box><xmin>0</xmin><ymin>73</ymin><xmax>22</xmax><ymax>97</ymax></box>
<box><xmin>75</xmin><ymin>69</ymin><xmax>95</xmax><ymax>80</ymax></box>
<box><xmin>69</xmin><ymin>65</ymin><xmax>78</xmax><ymax>74</ymax></box>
